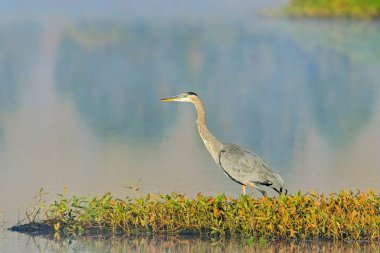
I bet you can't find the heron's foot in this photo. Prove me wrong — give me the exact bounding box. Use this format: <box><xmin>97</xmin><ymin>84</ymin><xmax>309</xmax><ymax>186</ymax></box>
<box><xmin>242</xmin><ymin>185</ymin><xmax>246</xmax><ymax>195</ymax></box>
<box><xmin>272</xmin><ymin>187</ymin><xmax>288</xmax><ymax>196</ymax></box>
<box><xmin>278</xmin><ymin>187</ymin><xmax>288</xmax><ymax>195</ymax></box>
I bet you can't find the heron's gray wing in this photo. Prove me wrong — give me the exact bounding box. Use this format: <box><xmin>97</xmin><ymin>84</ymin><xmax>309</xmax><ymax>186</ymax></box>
<box><xmin>218</xmin><ymin>144</ymin><xmax>274</xmax><ymax>185</ymax></box>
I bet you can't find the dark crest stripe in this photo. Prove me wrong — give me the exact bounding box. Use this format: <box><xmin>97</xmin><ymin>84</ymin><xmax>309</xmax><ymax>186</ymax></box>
<box><xmin>186</xmin><ymin>91</ymin><xmax>198</xmax><ymax>96</ymax></box>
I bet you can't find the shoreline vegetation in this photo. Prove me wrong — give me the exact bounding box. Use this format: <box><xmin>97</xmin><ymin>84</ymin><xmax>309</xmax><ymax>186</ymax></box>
<box><xmin>284</xmin><ymin>0</ymin><xmax>380</xmax><ymax>19</ymax></box>
<box><xmin>9</xmin><ymin>190</ymin><xmax>379</xmax><ymax>241</ymax></box>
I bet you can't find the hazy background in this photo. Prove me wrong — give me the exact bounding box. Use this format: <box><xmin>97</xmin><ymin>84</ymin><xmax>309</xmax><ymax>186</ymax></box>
<box><xmin>0</xmin><ymin>1</ymin><xmax>379</xmax><ymax>251</ymax></box>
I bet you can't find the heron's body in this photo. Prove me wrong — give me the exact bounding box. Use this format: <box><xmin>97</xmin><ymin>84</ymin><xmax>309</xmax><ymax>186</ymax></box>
<box><xmin>161</xmin><ymin>92</ymin><xmax>286</xmax><ymax>196</ymax></box>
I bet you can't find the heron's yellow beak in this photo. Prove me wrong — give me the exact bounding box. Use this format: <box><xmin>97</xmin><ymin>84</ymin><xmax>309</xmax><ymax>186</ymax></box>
<box><xmin>160</xmin><ymin>96</ymin><xmax>179</xmax><ymax>102</ymax></box>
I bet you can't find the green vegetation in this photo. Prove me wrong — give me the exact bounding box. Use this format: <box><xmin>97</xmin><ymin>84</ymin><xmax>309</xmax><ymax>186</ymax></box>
<box><xmin>11</xmin><ymin>190</ymin><xmax>380</xmax><ymax>241</ymax></box>
<box><xmin>285</xmin><ymin>0</ymin><xmax>380</xmax><ymax>18</ymax></box>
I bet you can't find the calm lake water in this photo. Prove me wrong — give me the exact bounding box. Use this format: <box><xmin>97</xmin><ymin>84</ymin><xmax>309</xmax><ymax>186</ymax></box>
<box><xmin>1</xmin><ymin>0</ymin><xmax>380</xmax><ymax>252</ymax></box>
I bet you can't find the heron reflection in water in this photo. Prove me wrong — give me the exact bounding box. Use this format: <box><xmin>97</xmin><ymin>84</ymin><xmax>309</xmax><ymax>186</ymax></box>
<box><xmin>161</xmin><ymin>92</ymin><xmax>287</xmax><ymax>196</ymax></box>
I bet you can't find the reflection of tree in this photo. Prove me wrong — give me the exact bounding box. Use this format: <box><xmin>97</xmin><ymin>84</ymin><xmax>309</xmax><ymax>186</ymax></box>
<box><xmin>306</xmin><ymin>50</ymin><xmax>375</xmax><ymax>148</ymax></box>
<box><xmin>29</xmin><ymin>235</ymin><xmax>378</xmax><ymax>253</ymax></box>
<box><xmin>289</xmin><ymin>20</ymin><xmax>380</xmax><ymax>64</ymax></box>
<box><xmin>0</xmin><ymin>23</ymin><xmax>42</xmax><ymax>141</ymax></box>
<box><xmin>55</xmin><ymin>20</ymin><xmax>378</xmax><ymax>168</ymax></box>
<box><xmin>55</xmin><ymin>22</ymin><xmax>184</xmax><ymax>141</ymax></box>
<box><xmin>290</xmin><ymin>21</ymin><xmax>378</xmax><ymax>148</ymax></box>
<box><xmin>0</xmin><ymin>56</ymin><xmax>17</xmax><ymax>110</ymax></box>
<box><xmin>54</xmin><ymin>22</ymin><xmax>301</xmax><ymax>168</ymax></box>
<box><xmin>0</xmin><ymin>54</ymin><xmax>16</xmax><ymax>143</ymax></box>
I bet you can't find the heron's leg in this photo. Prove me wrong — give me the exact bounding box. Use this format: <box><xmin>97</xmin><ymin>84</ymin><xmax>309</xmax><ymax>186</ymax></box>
<box><xmin>246</xmin><ymin>182</ymin><xmax>255</xmax><ymax>188</ymax></box>
<box><xmin>273</xmin><ymin>187</ymin><xmax>288</xmax><ymax>196</ymax></box>
<box><xmin>242</xmin><ymin>185</ymin><xmax>246</xmax><ymax>195</ymax></box>
<box><xmin>247</xmin><ymin>182</ymin><xmax>267</xmax><ymax>197</ymax></box>
<box><xmin>258</xmin><ymin>189</ymin><xmax>267</xmax><ymax>197</ymax></box>
<box><xmin>272</xmin><ymin>187</ymin><xmax>281</xmax><ymax>195</ymax></box>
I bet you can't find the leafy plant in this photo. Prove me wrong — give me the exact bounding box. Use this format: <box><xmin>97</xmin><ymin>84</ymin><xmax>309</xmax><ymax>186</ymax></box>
<box><xmin>14</xmin><ymin>189</ymin><xmax>380</xmax><ymax>240</ymax></box>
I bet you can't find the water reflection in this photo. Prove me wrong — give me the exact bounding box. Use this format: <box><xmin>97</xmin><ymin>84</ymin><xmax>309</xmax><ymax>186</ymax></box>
<box><xmin>53</xmin><ymin>20</ymin><xmax>380</xmax><ymax>169</ymax></box>
<box><xmin>55</xmin><ymin>22</ymin><xmax>177</xmax><ymax>141</ymax></box>
<box><xmin>290</xmin><ymin>21</ymin><xmax>379</xmax><ymax>149</ymax></box>
<box><xmin>0</xmin><ymin>22</ymin><xmax>42</xmax><ymax>145</ymax></box>
<box><xmin>0</xmin><ymin>16</ymin><xmax>380</xmax><ymax>233</ymax></box>
<box><xmin>1</xmin><ymin>6</ymin><xmax>380</xmax><ymax>253</ymax></box>
<box><xmin>19</xmin><ymin>235</ymin><xmax>380</xmax><ymax>253</ymax></box>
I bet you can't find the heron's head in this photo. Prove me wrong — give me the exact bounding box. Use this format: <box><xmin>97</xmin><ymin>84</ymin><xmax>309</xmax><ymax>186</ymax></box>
<box><xmin>161</xmin><ymin>91</ymin><xmax>198</xmax><ymax>103</ymax></box>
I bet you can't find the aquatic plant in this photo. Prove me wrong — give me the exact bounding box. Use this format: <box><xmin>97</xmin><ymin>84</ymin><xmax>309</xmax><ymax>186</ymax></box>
<box><xmin>11</xmin><ymin>190</ymin><xmax>380</xmax><ymax>241</ymax></box>
<box><xmin>285</xmin><ymin>0</ymin><xmax>380</xmax><ymax>19</ymax></box>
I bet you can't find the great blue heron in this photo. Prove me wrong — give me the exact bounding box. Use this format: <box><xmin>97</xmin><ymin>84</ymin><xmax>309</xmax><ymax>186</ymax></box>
<box><xmin>161</xmin><ymin>91</ymin><xmax>287</xmax><ymax>196</ymax></box>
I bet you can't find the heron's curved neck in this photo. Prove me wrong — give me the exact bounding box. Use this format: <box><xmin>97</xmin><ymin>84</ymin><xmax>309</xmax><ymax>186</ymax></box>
<box><xmin>192</xmin><ymin>97</ymin><xmax>223</xmax><ymax>162</ymax></box>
